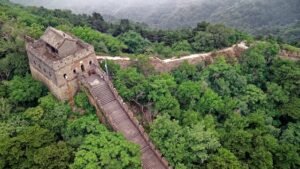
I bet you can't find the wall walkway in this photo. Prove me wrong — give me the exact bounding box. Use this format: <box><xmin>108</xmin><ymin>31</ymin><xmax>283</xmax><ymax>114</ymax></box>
<box><xmin>79</xmin><ymin>67</ymin><xmax>170</xmax><ymax>169</ymax></box>
<box><xmin>97</xmin><ymin>42</ymin><xmax>248</xmax><ymax>72</ymax></box>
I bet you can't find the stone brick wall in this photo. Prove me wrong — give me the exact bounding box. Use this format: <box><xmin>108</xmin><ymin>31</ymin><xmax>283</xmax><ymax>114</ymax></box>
<box><xmin>27</xmin><ymin>50</ymin><xmax>57</xmax><ymax>84</ymax></box>
<box><xmin>79</xmin><ymin>68</ymin><xmax>171</xmax><ymax>168</ymax></box>
<box><xmin>54</xmin><ymin>54</ymin><xmax>98</xmax><ymax>87</ymax></box>
<box><xmin>280</xmin><ymin>50</ymin><xmax>300</xmax><ymax>61</ymax></box>
<box><xmin>97</xmin><ymin>43</ymin><xmax>247</xmax><ymax>72</ymax></box>
<box><xmin>27</xmin><ymin>40</ymin><xmax>99</xmax><ymax>101</ymax></box>
<box><xmin>30</xmin><ymin>65</ymin><xmax>78</xmax><ymax>100</ymax></box>
<box><xmin>58</xmin><ymin>39</ymin><xmax>77</xmax><ymax>57</ymax></box>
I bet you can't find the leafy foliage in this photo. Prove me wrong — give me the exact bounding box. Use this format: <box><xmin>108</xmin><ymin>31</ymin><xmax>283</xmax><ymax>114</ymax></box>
<box><xmin>71</xmin><ymin>26</ymin><xmax>126</xmax><ymax>55</ymax></box>
<box><xmin>110</xmin><ymin>41</ymin><xmax>300</xmax><ymax>168</ymax></box>
<box><xmin>72</xmin><ymin>134</ymin><xmax>141</xmax><ymax>169</ymax></box>
<box><xmin>118</xmin><ymin>31</ymin><xmax>150</xmax><ymax>54</ymax></box>
<box><xmin>150</xmin><ymin>115</ymin><xmax>220</xmax><ymax>168</ymax></box>
<box><xmin>7</xmin><ymin>75</ymin><xmax>44</xmax><ymax>104</ymax></box>
<box><xmin>0</xmin><ymin>125</ymin><xmax>70</xmax><ymax>169</ymax></box>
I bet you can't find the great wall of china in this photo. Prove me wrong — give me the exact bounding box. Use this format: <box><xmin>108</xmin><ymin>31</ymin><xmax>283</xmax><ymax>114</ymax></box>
<box><xmin>78</xmin><ymin>66</ymin><xmax>170</xmax><ymax>169</ymax></box>
<box><xmin>26</xmin><ymin>27</ymin><xmax>171</xmax><ymax>169</ymax></box>
<box><xmin>26</xmin><ymin>27</ymin><xmax>299</xmax><ymax>169</ymax></box>
<box><xmin>97</xmin><ymin>42</ymin><xmax>249</xmax><ymax>72</ymax></box>
<box><xmin>97</xmin><ymin>42</ymin><xmax>299</xmax><ymax>72</ymax></box>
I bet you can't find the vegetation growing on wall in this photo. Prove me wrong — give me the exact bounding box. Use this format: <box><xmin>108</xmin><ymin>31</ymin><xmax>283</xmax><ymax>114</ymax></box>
<box><xmin>111</xmin><ymin>42</ymin><xmax>300</xmax><ymax>168</ymax></box>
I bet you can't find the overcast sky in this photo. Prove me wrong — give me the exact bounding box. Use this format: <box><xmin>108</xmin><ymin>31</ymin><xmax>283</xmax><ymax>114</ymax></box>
<box><xmin>11</xmin><ymin>0</ymin><xmax>170</xmax><ymax>12</ymax></box>
<box><xmin>11</xmin><ymin>0</ymin><xmax>206</xmax><ymax>14</ymax></box>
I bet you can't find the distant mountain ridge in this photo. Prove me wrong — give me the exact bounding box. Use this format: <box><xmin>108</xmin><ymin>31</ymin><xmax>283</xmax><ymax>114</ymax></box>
<box><xmin>11</xmin><ymin>0</ymin><xmax>300</xmax><ymax>41</ymax></box>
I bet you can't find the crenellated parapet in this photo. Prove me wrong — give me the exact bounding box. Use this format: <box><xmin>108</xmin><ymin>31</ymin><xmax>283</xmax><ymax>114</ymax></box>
<box><xmin>79</xmin><ymin>67</ymin><xmax>171</xmax><ymax>169</ymax></box>
<box><xmin>26</xmin><ymin>27</ymin><xmax>99</xmax><ymax>100</ymax></box>
<box><xmin>97</xmin><ymin>42</ymin><xmax>249</xmax><ymax>72</ymax></box>
<box><xmin>26</xmin><ymin>27</ymin><xmax>171</xmax><ymax>168</ymax></box>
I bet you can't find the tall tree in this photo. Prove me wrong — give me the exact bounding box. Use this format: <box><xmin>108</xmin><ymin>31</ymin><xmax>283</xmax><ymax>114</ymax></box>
<box><xmin>71</xmin><ymin>134</ymin><xmax>141</xmax><ymax>169</ymax></box>
<box><xmin>118</xmin><ymin>31</ymin><xmax>150</xmax><ymax>54</ymax></box>
<box><xmin>0</xmin><ymin>125</ymin><xmax>71</xmax><ymax>169</ymax></box>
<box><xmin>7</xmin><ymin>75</ymin><xmax>44</xmax><ymax>104</ymax></box>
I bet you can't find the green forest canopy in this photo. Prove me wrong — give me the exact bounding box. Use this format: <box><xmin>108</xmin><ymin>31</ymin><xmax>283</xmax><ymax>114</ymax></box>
<box><xmin>0</xmin><ymin>1</ymin><xmax>300</xmax><ymax>169</ymax></box>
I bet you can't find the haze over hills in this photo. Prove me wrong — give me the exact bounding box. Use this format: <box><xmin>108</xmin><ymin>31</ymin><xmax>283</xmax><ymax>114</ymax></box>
<box><xmin>11</xmin><ymin>0</ymin><xmax>300</xmax><ymax>41</ymax></box>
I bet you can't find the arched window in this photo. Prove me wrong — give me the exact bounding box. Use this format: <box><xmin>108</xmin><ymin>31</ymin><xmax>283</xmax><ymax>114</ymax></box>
<box><xmin>89</xmin><ymin>61</ymin><xmax>92</xmax><ymax>65</ymax></box>
<box><xmin>63</xmin><ymin>74</ymin><xmax>68</xmax><ymax>79</ymax></box>
<box><xmin>73</xmin><ymin>69</ymin><xmax>77</xmax><ymax>74</ymax></box>
<box><xmin>81</xmin><ymin>64</ymin><xmax>85</xmax><ymax>72</ymax></box>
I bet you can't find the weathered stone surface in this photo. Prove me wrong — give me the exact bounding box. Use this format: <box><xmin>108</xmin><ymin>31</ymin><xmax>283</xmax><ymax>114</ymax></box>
<box><xmin>26</xmin><ymin>27</ymin><xmax>171</xmax><ymax>169</ymax></box>
<box><xmin>80</xmin><ymin>69</ymin><xmax>170</xmax><ymax>169</ymax></box>
<box><xmin>97</xmin><ymin>42</ymin><xmax>248</xmax><ymax>72</ymax></box>
<box><xmin>25</xmin><ymin>27</ymin><xmax>99</xmax><ymax>100</ymax></box>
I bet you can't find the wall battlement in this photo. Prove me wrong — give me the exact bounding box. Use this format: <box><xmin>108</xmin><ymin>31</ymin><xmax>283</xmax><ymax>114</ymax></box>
<box><xmin>97</xmin><ymin>42</ymin><xmax>248</xmax><ymax>72</ymax></box>
<box><xmin>26</xmin><ymin>27</ymin><xmax>99</xmax><ymax>100</ymax></box>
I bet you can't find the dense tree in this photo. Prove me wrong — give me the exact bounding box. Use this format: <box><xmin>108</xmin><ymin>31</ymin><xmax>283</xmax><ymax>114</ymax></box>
<box><xmin>172</xmin><ymin>61</ymin><xmax>200</xmax><ymax>83</ymax></box>
<box><xmin>7</xmin><ymin>75</ymin><xmax>44</xmax><ymax>104</ymax></box>
<box><xmin>150</xmin><ymin>115</ymin><xmax>220</xmax><ymax>168</ymax></box>
<box><xmin>112</xmin><ymin>19</ymin><xmax>133</xmax><ymax>36</ymax></box>
<box><xmin>151</xmin><ymin>42</ymin><xmax>174</xmax><ymax>58</ymax></box>
<box><xmin>23</xmin><ymin>95</ymin><xmax>70</xmax><ymax>135</ymax></box>
<box><xmin>71</xmin><ymin>134</ymin><xmax>141</xmax><ymax>169</ymax></box>
<box><xmin>200</xmin><ymin>57</ymin><xmax>247</xmax><ymax>97</ymax></box>
<box><xmin>241</xmin><ymin>84</ymin><xmax>267</xmax><ymax>114</ymax></box>
<box><xmin>206</xmin><ymin>148</ymin><xmax>241</xmax><ymax>169</ymax></box>
<box><xmin>241</xmin><ymin>42</ymin><xmax>280</xmax><ymax>87</ymax></box>
<box><xmin>33</xmin><ymin>142</ymin><xmax>71</xmax><ymax>169</ymax></box>
<box><xmin>37</xmin><ymin>95</ymin><xmax>70</xmax><ymax>134</ymax></box>
<box><xmin>0</xmin><ymin>53</ymin><xmax>29</xmax><ymax>80</ymax></box>
<box><xmin>172</xmin><ymin>40</ymin><xmax>192</xmax><ymax>56</ymax></box>
<box><xmin>180</xmin><ymin>110</ymin><xmax>201</xmax><ymax>126</ymax></box>
<box><xmin>274</xmin><ymin>122</ymin><xmax>300</xmax><ymax>168</ymax></box>
<box><xmin>266</xmin><ymin>82</ymin><xmax>289</xmax><ymax>105</ymax></box>
<box><xmin>0</xmin><ymin>125</ymin><xmax>71</xmax><ymax>169</ymax></box>
<box><xmin>221</xmin><ymin>113</ymin><xmax>279</xmax><ymax>169</ymax></box>
<box><xmin>280</xmin><ymin>97</ymin><xmax>300</xmax><ymax>121</ymax></box>
<box><xmin>88</xmin><ymin>12</ymin><xmax>109</xmax><ymax>33</ymax></box>
<box><xmin>147</xmin><ymin>74</ymin><xmax>180</xmax><ymax>117</ymax></box>
<box><xmin>192</xmin><ymin>31</ymin><xmax>214</xmax><ymax>52</ymax></box>
<box><xmin>74</xmin><ymin>92</ymin><xmax>95</xmax><ymax>114</ymax></box>
<box><xmin>270</xmin><ymin>58</ymin><xmax>300</xmax><ymax>96</ymax></box>
<box><xmin>118</xmin><ymin>31</ymin><xmax>150</xmax><ymax>54</ymax></box>
<box><xmin>240</xmin><ymin>46</ymin><xmax>267</xmax><ymax>86</ymax></box>
<box><xmin>114</xmin><ymin>67</ymin><xmax>147</xmax><ymax>101</ymax></box>
<box><xmin>131</xmin><ymin>54</ymin><xmax>155</xmax><ymax>76</ymax></box>
<box><xmin>71</xmin><ymin>26</ymin><xmax>126</xmax><ymax>55</ymax></box>
<box><xmin>153</xmin><ymin>94</ymin><xmax>180</xmax><ymax>118</ymax></box>
<box><xmin>150</xmin><ymin>115</ymin><xmax>191</xmax><ymax>167</ymax></box>
<box><xmin>195</xmin><ymin>87</ymin><xmax>224</xmax><ymax>115</ymax></box>
<box><xmin>176</xmin><ymin>81</ymin><xmax>200</xmax><ymax>109</ymax></box>
<box><xmin>63</xmin><ymin>114</ymin><xmax>107</xmax><ymax>147</ymax></box>
<box><xmin>0</xmin><ymin>98</ymin><xmax>11</xmax><ymax>119</ymax></box>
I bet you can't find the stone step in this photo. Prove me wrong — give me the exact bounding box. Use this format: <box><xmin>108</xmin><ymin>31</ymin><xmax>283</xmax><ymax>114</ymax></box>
<box><xmin>84</xmin><ymin>74</ymin><xmax>168</xmax><ymax>169</ymax></box>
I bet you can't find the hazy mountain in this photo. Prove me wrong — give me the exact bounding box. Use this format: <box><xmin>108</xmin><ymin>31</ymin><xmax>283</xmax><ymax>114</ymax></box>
<box><xmin>11</xmin><ymin>0</ymin><xmax>300</xmax><ymax>37</ymax></box>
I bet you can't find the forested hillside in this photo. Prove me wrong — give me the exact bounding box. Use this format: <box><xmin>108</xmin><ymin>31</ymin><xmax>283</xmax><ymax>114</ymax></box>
<box><xmin>1</xmin><ymin>0</ymin><xmax>300</xmax><ymax>168</ymax></box>
<box><xmin>12</xmin><ymin>0</ymin><xmax>300</xmax><ymax>44</ymax></box>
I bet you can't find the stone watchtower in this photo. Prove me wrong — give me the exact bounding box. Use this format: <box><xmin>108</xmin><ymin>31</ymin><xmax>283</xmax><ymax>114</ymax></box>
<box><xmin>25</xmin><ymin>27</ymin><xmax>99</xmax><ymax>100</ymax></box>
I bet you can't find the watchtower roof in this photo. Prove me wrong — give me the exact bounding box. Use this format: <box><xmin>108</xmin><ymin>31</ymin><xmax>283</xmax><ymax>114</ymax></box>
<box><xmin>41</xmin><ymin>27</ymin><xmax>75</xmax><ymax>49</ymax></box>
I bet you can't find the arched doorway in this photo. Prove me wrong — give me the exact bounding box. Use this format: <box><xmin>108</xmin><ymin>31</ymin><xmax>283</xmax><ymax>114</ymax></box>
<box><xmin>81</xmin><ymin>64</ymin><xmax>85</xmax><ymax>72</ymax></box>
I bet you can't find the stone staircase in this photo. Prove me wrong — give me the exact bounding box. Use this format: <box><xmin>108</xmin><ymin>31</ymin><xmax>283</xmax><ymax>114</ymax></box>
<box><xmin>79</xmin><ymin>70</ymin><xmax>170</xmax><ymax>169</ymax></box>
